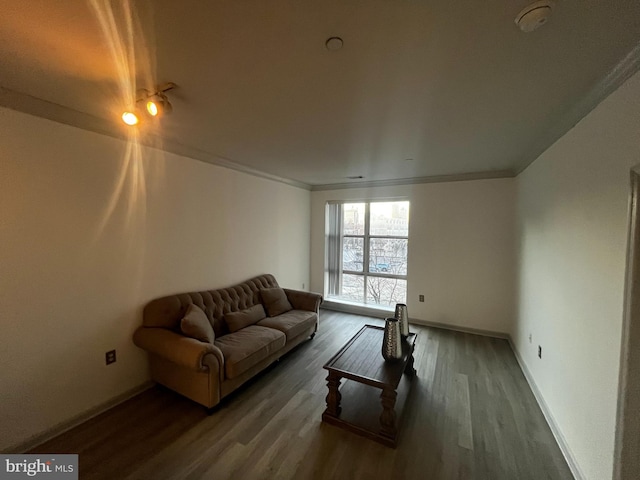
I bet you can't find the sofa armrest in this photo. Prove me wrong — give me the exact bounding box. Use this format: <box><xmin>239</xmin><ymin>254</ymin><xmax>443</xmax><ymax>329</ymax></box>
<box><xmin>283</xmin><ymin>289</ymin><xmax>323</xmax><ymax>313</ymax></box>
<box><xmin>133</xmin><ymin>327</ymin><xmax>224</xmax><ymax>374</ymax></box>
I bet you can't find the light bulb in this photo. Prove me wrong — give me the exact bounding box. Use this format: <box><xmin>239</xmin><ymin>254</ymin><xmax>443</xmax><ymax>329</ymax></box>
<box><xmin>146</xmin><ymin>100</ymin><xmax>159</xmax><ymax>116</ymax></box>
<box><xmin>122</xmin><ymin>111</ymin><xmax>139</xmax><ymax>126</ymax></box>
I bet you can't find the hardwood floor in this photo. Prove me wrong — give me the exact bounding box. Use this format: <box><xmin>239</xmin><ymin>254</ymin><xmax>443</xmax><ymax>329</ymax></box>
<box><xmin>31</xmin><ymin>310</ymin><xmax>573</xmax><ymax>479</ymax></box>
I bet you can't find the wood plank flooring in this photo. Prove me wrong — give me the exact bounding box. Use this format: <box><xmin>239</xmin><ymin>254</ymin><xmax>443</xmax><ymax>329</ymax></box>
<box><xmin>30</xmin><ymin>310</ymin><xmax>573</xmax><ymax>479</ymax></box>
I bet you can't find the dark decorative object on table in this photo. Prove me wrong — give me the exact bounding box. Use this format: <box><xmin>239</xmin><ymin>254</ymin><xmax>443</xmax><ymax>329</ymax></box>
<box><xmin>382</xmin><ymin>317</ymin><xmax>403</xmax><ymax>361</ymax></box>
<box><xmin>395</xmin><ymin>303</ymin><xmax>410</xmax><ymax>337</ymax></box>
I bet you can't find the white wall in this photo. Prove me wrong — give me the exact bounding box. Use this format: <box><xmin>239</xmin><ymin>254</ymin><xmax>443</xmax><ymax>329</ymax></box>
<box><xmin>515</xmin><ymin>70</ymin><xmax>640</xmax><ymax>480</ymax></box>
<box><xmin>311</xmin><ymin>178</ymin><xmax>516</xmax><ymax>334</ymax></box>
<box><xmin>0</xmin><ymin>107</ymin><xmax>311</xmax><ymax>451</ymax></box>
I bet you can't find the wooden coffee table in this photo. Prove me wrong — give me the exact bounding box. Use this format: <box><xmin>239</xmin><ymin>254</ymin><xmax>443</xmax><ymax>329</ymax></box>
<box><xmin>322</xmin><ymin>324</ymin><xmax>417</xmax><ymax>447</ymax></box>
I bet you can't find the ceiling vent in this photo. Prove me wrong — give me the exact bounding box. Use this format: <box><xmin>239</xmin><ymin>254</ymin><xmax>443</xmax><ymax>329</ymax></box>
<box><xmin>515</xmin><ymin>1</ymin><xmax>555</xmax><ymax>33</ymax></box>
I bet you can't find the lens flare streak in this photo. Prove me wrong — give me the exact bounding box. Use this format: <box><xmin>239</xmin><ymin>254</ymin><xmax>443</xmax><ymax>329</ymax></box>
<box><xmin>87</xmin><ymin>0</ymin><xmax>163</xmax><ymax>275</ymax></box>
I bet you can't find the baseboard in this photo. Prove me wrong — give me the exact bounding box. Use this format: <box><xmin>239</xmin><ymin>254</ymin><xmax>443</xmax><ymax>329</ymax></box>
<box><xmin>5</xmin><ymin>381</ymin><xmax>154</xmax><ymax>453</ymax></box>
<box><xmin>409</xmin><ymin>317</ymin><xmax>510</xmax><ymax>340</ymax></box>
<box><xmin>322</xmin><ymin>303</ymin><xmax>510</xmax><ymax>340</ymax></box>
<box><xmin>507</xmin><ymin>337</ymin><xmax>585</xmax><ymax>480</ymax></box>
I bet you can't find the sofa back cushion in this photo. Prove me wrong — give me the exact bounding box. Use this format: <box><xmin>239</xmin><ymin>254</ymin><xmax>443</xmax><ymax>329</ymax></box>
<box><xmin>180</xmin><ymin>303</ymin><xmax>215</xmax><ymax>343</ymax></box>
<box><xmin>143</xmin><ymin>274</ymin><xmax>279</xmax><ymax>337</ymax></box>
<box><xmin>261</xmin><ymin>287</ymin><xmax>293</xmax><ymax>317</ymax></box>
<box><xmin>225</xmin><ymin>304</ymin><xmax>267</xmax><ymax>333</ymax></box>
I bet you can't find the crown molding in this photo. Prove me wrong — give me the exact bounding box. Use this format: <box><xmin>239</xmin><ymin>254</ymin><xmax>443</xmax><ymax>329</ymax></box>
<box><xmin>6</xmin><ymin>33</ymin><xmax>638</xmax><ymax>194</ymax></box>
<box><xmin>310</xmin><ymin>169</ymin><xmax>515</xmax><ymax>191</ymax></box>
<box><xmin>516</xmin><ymin>41</ymin><xmax>640</xmax><ymax>176</ymax></box>
<box><xmin>0</xmin><ymin>86</ymin><xmax>310</xmax><ymax>191</ymax></box>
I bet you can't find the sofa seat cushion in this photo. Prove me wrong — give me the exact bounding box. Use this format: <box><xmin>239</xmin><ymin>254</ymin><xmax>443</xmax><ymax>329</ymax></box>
<box><xmin>225</xmin><ymin>304</ymin><xmax>267</xmax><ymax>333</ymax></box>
<box><xmin>214</xmin><ymin>326</ymin><xmax>286</xmax><ymax>379</ymax></box>
<box><xmin>256</xmin><ymin>310</ymin><xmax>317</xmax><ymax>341</ymax></box>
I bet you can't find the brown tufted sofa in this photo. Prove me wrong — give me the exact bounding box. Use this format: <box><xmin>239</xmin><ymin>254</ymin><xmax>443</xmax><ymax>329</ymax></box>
<box><xmin>133</xmin><ymin>274</ymin><xmax>322</xmax><ymax>409</ymax></box>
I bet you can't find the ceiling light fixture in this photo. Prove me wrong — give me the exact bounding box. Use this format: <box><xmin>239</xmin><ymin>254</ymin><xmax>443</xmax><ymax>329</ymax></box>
<box><xmin>121</xmin><ymin>111</ymin><xmax>139</xmax><ymax>126</ymax></box>
<box><xmin>145</xmin><ymin>92</ymin><xmax>173</xmax><ymax>117</ymax></box>
<box><xmin>121</xmin><ymin>82</ymin><xmax>177</xmax><ymax>126</ymax></box>
<box><xmin>146</xmin><ymin>100</ymin><xmax>159</xmax><ymax>116</ymax></box>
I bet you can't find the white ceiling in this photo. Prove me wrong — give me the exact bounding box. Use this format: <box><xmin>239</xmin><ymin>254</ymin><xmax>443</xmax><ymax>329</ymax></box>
<box><xmin>1</xmin><ymin>0</ymin><xmax>639</xmax><ymax>189</ymax></box>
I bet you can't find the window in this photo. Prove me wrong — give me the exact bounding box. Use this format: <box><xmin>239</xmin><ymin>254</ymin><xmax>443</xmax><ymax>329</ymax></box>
<box><xmin>326</xmin><ymin>201</ymin><xmax>409</xmax><ymax>308</ymax></box>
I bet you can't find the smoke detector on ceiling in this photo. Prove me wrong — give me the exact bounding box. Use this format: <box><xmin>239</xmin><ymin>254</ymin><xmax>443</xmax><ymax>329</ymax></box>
<box><xmin>515</xmin><ymin>1</ymin><xmax>555</xmax><ymax>33</ymax></box>
<box><xmin>326</xmin><ymin>37</ymin><xmax>344</xmax><ymax>51</ymax></box>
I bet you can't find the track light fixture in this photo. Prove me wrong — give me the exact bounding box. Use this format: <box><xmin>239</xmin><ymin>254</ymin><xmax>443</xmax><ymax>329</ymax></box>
<box><xmin>122</xmin><ymin>82</ymin><xmax>176</xmax><ymax>126</ymax></box>
<box><xmin>145</xmin><ymin>92</ymin><xmax>173</xmax><ymax>117</ymax></box>
<box><xmin>121</xmin><ymin>111</ymin><xmax>139</xmax><ymax>126</ymax></box>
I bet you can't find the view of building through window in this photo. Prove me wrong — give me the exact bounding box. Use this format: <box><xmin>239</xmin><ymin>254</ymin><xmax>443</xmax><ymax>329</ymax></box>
<box><xmin>328</xmin><ymin>201</ymin><xmax>409</xmax><ymax>307</ymax></box>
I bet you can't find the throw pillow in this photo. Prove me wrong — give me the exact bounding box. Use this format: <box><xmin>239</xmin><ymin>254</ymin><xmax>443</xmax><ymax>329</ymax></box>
<box><xmin>225</xmin><ymin>304</ymin><xmax>267</xmax><ymax>333</ymax></box>
<box><xmin>261</xmin><ymin>288</ymin><xmax>293</xmax><ymax>317</ymax></box>
<box><xmin>180</xmin><ymin>303</ymin><xmax>215</xmax><ymax>344</ymax></box>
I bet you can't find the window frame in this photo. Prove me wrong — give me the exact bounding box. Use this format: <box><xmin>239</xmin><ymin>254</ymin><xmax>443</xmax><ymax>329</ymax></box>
<box><xmin>328</xmin><ymin>200</ymin><xmax>409</xmax><ymax>307</ymax></box>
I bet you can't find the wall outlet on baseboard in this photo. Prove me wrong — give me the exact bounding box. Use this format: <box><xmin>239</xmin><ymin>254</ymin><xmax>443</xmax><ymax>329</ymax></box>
<box><xmin>538</xmin><ymin>345</ymin><xmax>542</xmax><ymax>359</ymax></box>
<box><xmin>529</xmin><ymin>333</ymin><xmax>532</xmax><ymax>343</ymax></box>
<box><xmin>106</xmin><ymin>350</ymin><xmax>116</xmax><ymax>365</ymax></box>
<box><xmin>302</xmin><ymin>283</ymin><xmax>305</xmax><ymax>290</ymax></box>
<box><xmin>419</xmin><ymin>294</ymin><xmax>425</xmax><ymax>302</ymax></box>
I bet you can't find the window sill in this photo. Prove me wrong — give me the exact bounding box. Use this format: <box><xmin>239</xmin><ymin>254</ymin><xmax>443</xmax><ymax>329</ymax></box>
<box><xmin>322</xmin><ymin>299</ymin><xmax>394</xmax><ymax>318</ymax></box>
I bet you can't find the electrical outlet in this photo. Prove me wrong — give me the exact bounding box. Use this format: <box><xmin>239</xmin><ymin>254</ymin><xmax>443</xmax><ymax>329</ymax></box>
<box><xmin>302</xmin><ymin>283</ymin><xmax>305</xmax><ymax>290</ymax></box>
<box><xmin>528</xmin><ymin>333</ymin><xmax>532</xmax><ymax>343</ymax></box>
<box><xmin>106</xmin><ymin>350</ymin><xmax>116</xmax><ymax>365</ymax></box>
<box><xmin>538</xmin><ymin>346</ymin><xmax>542</xmax><ymax>359</ymax></box>
<box><xmin>419</xmin><ymin>294</ymin><xmax>425</xmax><ymax>302</ymax></box>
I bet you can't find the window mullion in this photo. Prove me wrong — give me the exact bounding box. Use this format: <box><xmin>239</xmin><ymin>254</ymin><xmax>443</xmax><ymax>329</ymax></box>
<box><xmin>363</xmin><ymin>202</ymin><xmax>371</xmax><ymax>304</ymax></box>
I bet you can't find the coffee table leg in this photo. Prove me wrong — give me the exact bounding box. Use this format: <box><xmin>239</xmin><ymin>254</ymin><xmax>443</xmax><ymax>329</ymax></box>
<box><xmin>405</xmin><ymin>349</ymin><xmax>417</xmax><ymax>376</ymax></box>
<box><xmin>379</xmin><ymin>387</ymin><xmax>398</xmax><ymax>439</ymax></box>
<box><xmin>325</xmin><ymin>372</ymin><xmax>342</xmax><ymax>417</ymax></box>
